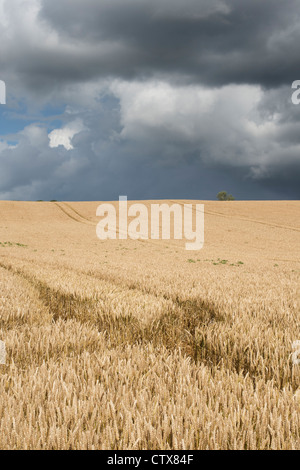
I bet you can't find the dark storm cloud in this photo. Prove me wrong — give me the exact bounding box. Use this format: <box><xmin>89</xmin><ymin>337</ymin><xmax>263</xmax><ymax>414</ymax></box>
<box><xmin>1</xmin><ymin>88</ymin><xmax>299</xmax><ymax>201</ymax></box>
<box><xmin>35</xmin><ymin>0</ymin><xmax>300</xmax><ymax>88</ymax></box>
<box><xmin>0</xmin><ymin>0</ymin><xmax>299</xmax><ymax>201</ymax></box>
<box><xmin>0</xmin><ymin>107</ymin><xmax>290</xmax><ymax>202</ymax></box>
<box><xmin>2</xmin><ymin>0</ymin><xmax>300</xmax><ymax>92</ymax></box>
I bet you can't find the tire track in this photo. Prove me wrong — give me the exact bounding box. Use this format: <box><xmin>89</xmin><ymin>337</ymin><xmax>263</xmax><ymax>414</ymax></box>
<box><xmin>1</xmin><ymin>259</ymin><xmax>295</xmax><ymax>389</ymax></box>
<box><xmin>54</xmin><ymin>202</ymin><xmax>94</xmax><ymax>226</ymax></box>
<box><xmin>56</xmin><ymin>202</ymin><xmax>177</xmax><ymax>249</ymax></box>
<box><xmin>63</xmin><ymin>202</ymin><xmax>96</xmax><ymax>224</ymax></box>
<box><xmin>0</xmin><ymin>260</ymin><xmax>223</xmax><ymax>364</ymax></box>
<box><xmin>170</xmin><ymin>200</ymin><xmax>300</xmax><ymax>233</ymax></box>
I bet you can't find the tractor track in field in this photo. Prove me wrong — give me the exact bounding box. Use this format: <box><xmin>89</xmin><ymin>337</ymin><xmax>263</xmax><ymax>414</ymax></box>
<box><xmin>1</xmin><ymin>258</ymin><xmax>296</xmax><ymax>390</ymax></box>
<box><xmin>54</xmin><ymin>202</ymin><xmax>95</xmax><ymax>226</ymax></box>
<box><xmin>55</xmin><ymin>202</ymin><xmax>178</xmax><ymax>249</ymax></box>
<box><xmin>170</xmin><ymin>200</ymin><xmax>300</xmax><ymax>233</ymax></box>
<box><xmin>0</xmin><ymin>259</ymin><xmax>227</xmax><ymax>370</ymax></box>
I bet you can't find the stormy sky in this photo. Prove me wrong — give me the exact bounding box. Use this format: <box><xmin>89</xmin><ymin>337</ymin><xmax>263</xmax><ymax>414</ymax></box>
<box><xmin>0</xmin><ymin>0</ymin><xmax>299</xmax><ymax>201</ymax></box>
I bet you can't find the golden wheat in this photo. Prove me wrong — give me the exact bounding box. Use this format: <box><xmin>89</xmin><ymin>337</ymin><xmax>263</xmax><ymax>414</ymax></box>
<box><xmin>0</xmin><ymin>200</ymin><xmax>299</xmax><ymax>449</ymax></box>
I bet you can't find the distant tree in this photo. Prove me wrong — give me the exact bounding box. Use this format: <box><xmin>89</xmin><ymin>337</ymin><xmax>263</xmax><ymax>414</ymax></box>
<box><xmin>217</xmin><ymin>191</ymin><xmax>235</xmax><ymax>201</ymax></box>
<box><xmin>217</xmin><ymin>191</ymin><xmax>227</xmax><ymax>201</ymax></box>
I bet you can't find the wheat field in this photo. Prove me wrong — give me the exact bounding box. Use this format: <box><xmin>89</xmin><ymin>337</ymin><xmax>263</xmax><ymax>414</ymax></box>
<box><xmin>0</xmin><ymin>200</ymin><xmax>299</xmax><ymax>450</ymax></box>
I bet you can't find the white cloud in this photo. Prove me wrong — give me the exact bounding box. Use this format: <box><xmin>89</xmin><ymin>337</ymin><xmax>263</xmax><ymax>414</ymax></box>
<box><xmin>21</xmin><ymin>124</ymin><xmax>48</xmax><ymax>147</ymax></box>
<box><xmin>0</xmin><ymin>140</ymin><xmax>18</xmax><ymax>152</ymax></box>
<box><xmin>109</xmin><ymin>79</ymin><xmax>300</xmax><ymax>176</ymax></box>
<box><xmin>111</xmin><ymin>80</ymin><xmax>270</xmax><ymax>164</ymax></box>
<box><xmin>48</xmin><ymin>119</ymin><xmax>85</xmax><ymax>150</ymax></box>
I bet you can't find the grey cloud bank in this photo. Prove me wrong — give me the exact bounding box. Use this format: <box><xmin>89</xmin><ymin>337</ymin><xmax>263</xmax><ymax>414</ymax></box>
<box><xmin>0</xmin><ymin>0</ymin><xmax>299</xmax><ymax>200</ymax></box>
